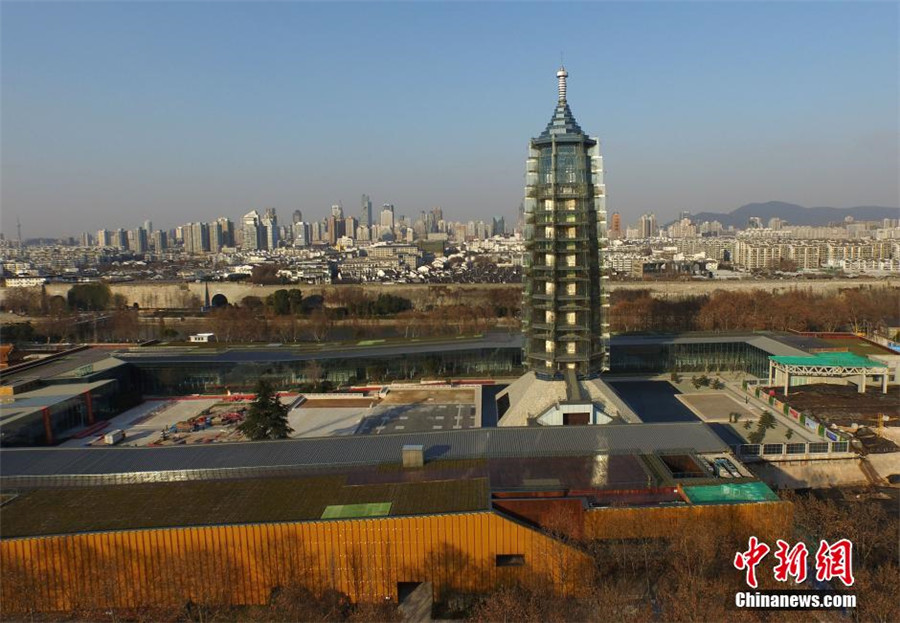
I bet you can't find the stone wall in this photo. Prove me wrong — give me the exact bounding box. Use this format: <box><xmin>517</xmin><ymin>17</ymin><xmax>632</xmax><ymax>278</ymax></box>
<box><xmin>9</xmin><ymin>277</ymin><xmax>891</xmax><ymax>310</ymax></box>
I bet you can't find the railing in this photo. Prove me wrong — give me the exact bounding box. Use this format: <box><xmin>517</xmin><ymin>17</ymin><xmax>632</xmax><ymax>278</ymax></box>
<box><xmin>735</xmin><ymin>441</ymin><xmax>853</xmax><ymax>461</ymax></box>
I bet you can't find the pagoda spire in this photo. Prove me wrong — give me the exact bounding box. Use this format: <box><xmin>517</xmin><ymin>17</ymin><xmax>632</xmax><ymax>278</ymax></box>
<box><xmin>557</xmin><ymin>66</ymin><xmax>568</xmax><ymax>102</ymax></box>
<box><xmin>539</xmin><ymin>67</ymin><xmax>583</xmax><ymax>138</ymax></box>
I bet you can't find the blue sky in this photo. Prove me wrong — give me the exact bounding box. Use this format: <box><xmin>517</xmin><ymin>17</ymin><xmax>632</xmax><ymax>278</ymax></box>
<box><xmin>2</xmin><ymin>1</ymin><xmax>897</xmax><ymax>237</ymax></box>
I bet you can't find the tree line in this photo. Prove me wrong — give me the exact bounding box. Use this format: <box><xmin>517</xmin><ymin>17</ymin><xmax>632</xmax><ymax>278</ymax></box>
<box><xmin>4</xmin><ymin>284</ymin><xmax>896</xmax><ymax>345</ymax></box>
<box><xmin>609</xmin><ymin>286</ymin><xmax>899</xmax><ymax>334</ymax></box>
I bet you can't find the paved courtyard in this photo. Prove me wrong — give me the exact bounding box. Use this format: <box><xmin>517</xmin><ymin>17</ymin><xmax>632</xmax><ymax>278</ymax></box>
<box><xmin>356</xmin><ymin>403</ymin><xmax>477</xmax><ymax>435</ymax></box>
<box><xmin>679</xmin><ymin>392</ymin><xmax>820</xmax><ymax>445</ymax></box>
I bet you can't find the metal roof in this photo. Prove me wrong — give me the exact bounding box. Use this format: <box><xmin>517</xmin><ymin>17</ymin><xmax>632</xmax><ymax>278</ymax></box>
<box><xmin>115</xmin><ymin>332</ymin><xmax>822</xmax><ymax>366</ymax></box>
<box><xmin>116</xmin><ymin>333</ymin><xmax>521</xmax><ymax>365</ymax></box>
<box><xmin>610</xmin><ymin>333</ymin><xmax>810</xmax><ymax>357</ymax></box>
<box><xmin>0</xmin><ymin>423</ymin><xmax>727</xmax><ymax>479</ymax></box>
<box><xmin>0</xmin><ymin>346</ymin><xmax>125</xmax><ymax>385</ymax></box>
<box><xmin>0</xmin><ymin>476</ymin><xmax>490</xmax><ymax>537</ymax></box>
<box><xmin>5</xmin><ymin>333</ymin><xmax>823</xmax><ymax>372</ymax></box>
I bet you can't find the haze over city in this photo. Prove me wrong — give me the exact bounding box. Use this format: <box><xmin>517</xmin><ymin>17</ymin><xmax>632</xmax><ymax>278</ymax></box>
<box><xmin>2</xmin><ymin>1</ymin><xmax>897</xmax><ymax>238</ymax></box>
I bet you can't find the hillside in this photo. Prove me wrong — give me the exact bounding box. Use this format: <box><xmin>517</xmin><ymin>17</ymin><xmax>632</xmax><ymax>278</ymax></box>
<box><xmin>674</xmin><ymin>201</ymin><xmax>898</xmax><ymax>228</ymax></box>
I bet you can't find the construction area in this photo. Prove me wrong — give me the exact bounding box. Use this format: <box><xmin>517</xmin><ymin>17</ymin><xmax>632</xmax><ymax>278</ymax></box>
<box><xmin>58</xmin><ymin>397</ymin><xmax>272</xmax><ymax>447</ymax></box>
<box><xmin>768</xmin><ymin>383</ymin><xmax>900</xmax><ymax>429</ymax></box>
<box><xmin>768</xmin><ymin>383</ymin><xmax>900</xmax><ymax>455</ymax></box>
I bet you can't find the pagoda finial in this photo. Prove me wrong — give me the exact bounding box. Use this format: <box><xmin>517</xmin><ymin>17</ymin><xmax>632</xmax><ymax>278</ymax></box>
<box><xmin>556</xmin><ymin>65</ymin><xmax>568</xmax><ymax>102</ymax></box>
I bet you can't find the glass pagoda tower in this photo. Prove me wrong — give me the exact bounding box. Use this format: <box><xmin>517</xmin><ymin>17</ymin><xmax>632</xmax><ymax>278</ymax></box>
<box><xmin>522</xmin><ymin>67</ymin><xmax>610</xmax><ymax>379</ymax></box>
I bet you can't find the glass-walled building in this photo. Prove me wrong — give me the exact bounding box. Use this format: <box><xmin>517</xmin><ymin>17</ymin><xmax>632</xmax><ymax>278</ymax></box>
<box><xmin>0</xmin><ymin>379</ymin><xmax>125</xmax><ymax>446</ymax></box>
<box><xmin>610</xmin><ymin>336</ymin><xmax>780</xmax><ymax>378</ymax></box>
<box><xmin>122</xmin><ymin>338</ymin><xmax>525</xmax><ymax>395</ymax></box>
<box><xmin>120</xmin><ymin>333</ymin><xmax>802</xmax><ymax>396</ymax></box>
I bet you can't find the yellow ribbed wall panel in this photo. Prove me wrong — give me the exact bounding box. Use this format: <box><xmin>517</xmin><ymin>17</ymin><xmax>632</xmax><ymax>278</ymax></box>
<box><xmin>1</xmin><ymin>512</ymin><xmax>591</xmax><ymax>615</ymax></box>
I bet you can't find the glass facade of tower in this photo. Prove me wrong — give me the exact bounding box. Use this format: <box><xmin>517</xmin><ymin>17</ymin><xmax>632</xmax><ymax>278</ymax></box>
<box><xmin>522</xmin><ymin>69</ymin><xmax>610</xmax><ymax>380</ymax></box>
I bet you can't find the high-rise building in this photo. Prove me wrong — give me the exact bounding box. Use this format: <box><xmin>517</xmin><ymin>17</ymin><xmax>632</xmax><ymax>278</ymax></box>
<box><xmin>521</xmin><ymin>66</ymin><xmax>609</xmax><ymax>380</ymax></box>
<box><xmin>610</xmin><ymin>212</ymin><xmax>622</xmax><ymax>239</ymax></box>
<box><xmin>151</xmin><ymin>230</ymin><xmax>168</xmax><ymax>252</ymax></box>
<box><xmin>360</xmin><ymin>195</ymin><xmax>372</xmax><ymax>229</ymax></box>
<box><xmin>344</xmin><ymin>216</ymin><xmax>357</xmax><ymax>240</ymax></box>
<box><xmin>326</xmin><ymin>216</ymin><xmax>344</xmax><ymax>245</ymax></box>
<box><xmin>639</xmin><ymin>213</ymin><xmax>657</xmax><ymax>238</ymax></box>
<box><xmin>218</xmin><ymin>218</ymin><xmax>235</xmax><ymax>247</ymax></box>
<box><xmin>132</xmin><ymin>227</ymin><xmax>149</xmax><ymax>254</ymax></box>
<box><xmin>242</xmin><ymin>211</ymin><xmax>263</xmax><ymax>251</ymax></box>
<box><xmin>182</xmin><ymin>223</ymin><xmax>195</xmax><ymax>254</ymax></box>
<box><xmin>96</xmin><ymin>229</ymin><xmax>112</xmax><ymax>247</ymax></box>
<box><xmin>183</xmin><ymin>222</ymin><xmax>209</xmax><ymax>254</ymax></box>
<box><xmin>262</xmin><ymin>208</ymin><xmax>279</xmax><ymax>250</ymax></box>
<box><xmin>113</xmin><ymin>229</ymin><xmax>128</xmax><ymax>250</ymax></box>
<box><xmin>380</xmin><ymin>204</ymin><xmax>395</xmax><ymax>230</ymax></box>
<box><xmin>331</xmin><ymin>204</ymin><xmax>344</xmax><ymax>219</ymax></box>
<box><xmin>208</xmin><ymin>221</ymin><xmax>223</xmax><ymax>253</ymax></box>
<box><xmin>292</xmin><ymin>222</ymin><xmax>310</xmax><ymax>247</ymax></box>
<box><xmin>292</xmin><ymin>210</ymin><xmax>303</xmax><ymax>224</ymax></box>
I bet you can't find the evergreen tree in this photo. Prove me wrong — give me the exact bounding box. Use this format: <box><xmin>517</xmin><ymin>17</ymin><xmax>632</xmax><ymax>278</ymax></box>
<box><xmin>238</xmin><ymin>380</ymin><xmax>293</xmax><ymax>440</ymax></box>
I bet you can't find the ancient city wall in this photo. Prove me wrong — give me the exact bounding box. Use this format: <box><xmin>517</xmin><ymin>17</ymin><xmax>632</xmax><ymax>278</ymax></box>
<box><xmin>14</xmin><ymin>277</ymin><xmax>894</xmax><ymax>310</ymax></box>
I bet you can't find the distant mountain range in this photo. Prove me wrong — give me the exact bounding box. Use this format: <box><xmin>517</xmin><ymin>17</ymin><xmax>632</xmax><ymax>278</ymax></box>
<box><xmin>671</xmin><ymin>201</ymin><xmax>899</xmax><ymax>228</ymax></box>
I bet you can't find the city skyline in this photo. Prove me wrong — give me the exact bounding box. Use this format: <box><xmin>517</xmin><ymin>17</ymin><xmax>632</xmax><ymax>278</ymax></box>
<box><xmin>2</xmin><ymin>2</ymin><xmax>898</xmax><ymax>238</ymax></box>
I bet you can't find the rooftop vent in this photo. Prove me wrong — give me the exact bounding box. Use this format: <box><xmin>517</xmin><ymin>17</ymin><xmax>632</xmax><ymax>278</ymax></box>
<box><xmin>402</xmin><ymin>444</ymin><xmax>424</xmax><ymax>469</ymax></box>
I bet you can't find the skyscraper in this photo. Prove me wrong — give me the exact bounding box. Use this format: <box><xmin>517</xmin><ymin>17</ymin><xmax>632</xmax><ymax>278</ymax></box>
<box><xmin>639</xmin><ymin>213</ymin><xmax>657</xmax><ymax>238</ymax></box>
<box><xmin>521</xmin><ymin>66</ymin><xmax>610</xmax><ymax>380</ymax></box>
<box><xmin>113</xmin><ymin>229</ymin><xmax>128</xmax><ymax>250</ymax></box>
<box><xmin>360</xmin><ymin>195</ymin><xmax>372</xmax><ymax>229</ymax></box>
<box><xmin>151</xmin><ymin>230</ymin><xmax>168</xmax><ymax>252</ymax></box>
<box><xmin>610</xmin><ymin>212</ymin><xmax>622</xmax><ymax>239</ymax></box>
<box><xmin>241</xmin><ymin>210</ymin><xmax>263</xmax><ymax>251</ymax></box>
<box><xmin>380</xmin><ymin>204</ymin><xmax>395</xmax><ymax>230</ymax></box>
<box><xmin>263</xmin><ymin>208</ymin><xmax>279</xmax><ymax>250</ymax></box>
<box><xmin>208</xmin><ymin>221</ymin><xmax>223</xmax><ymax>253</ymax></box>
<box><xmin>218</xmin><ymin>218</ymin><xmax>235</xmax><ymax>247</ymax></box>
<box><xmin>132</xmin><ymin>227</ymin><xmax>149</xmax><ymax>254</ymax></box>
